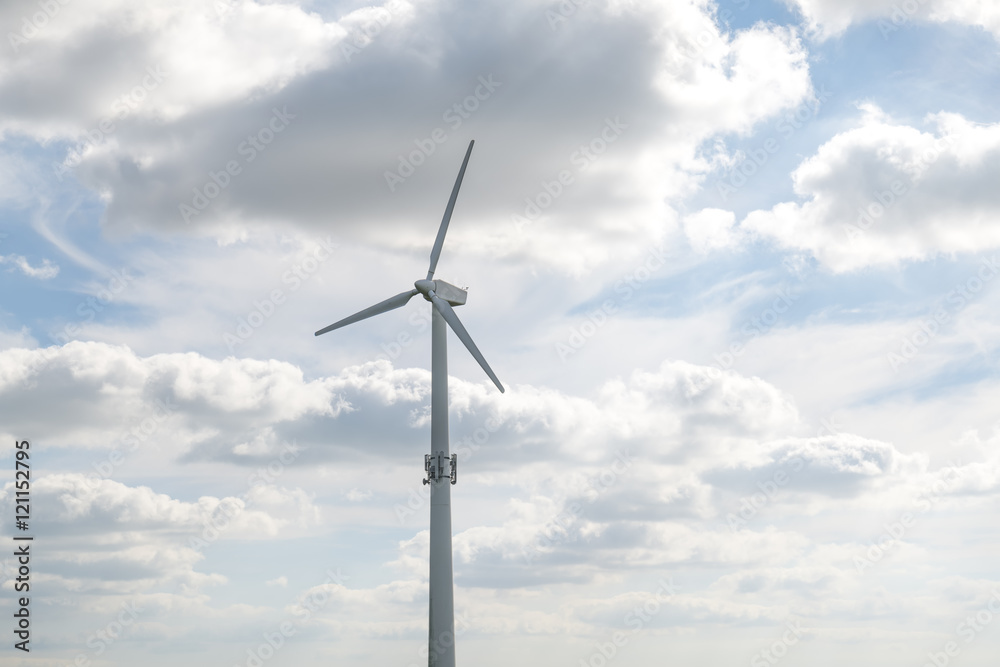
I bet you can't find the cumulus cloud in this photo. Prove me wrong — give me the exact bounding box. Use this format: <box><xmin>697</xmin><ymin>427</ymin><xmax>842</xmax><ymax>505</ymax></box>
<box><xmin>0</xmin><ymin>341</ymin><xmax>346</xmax><ymax>453</ymax></box>
<box><xmin>0</xmin><ymin>342</ymin><xmax>799</xmax><ymax>468</ymax></box>
<box><xmin>683</xmin><ymin>208</ymin><xmax>741</xmax><ymax>253</ymax></box>
<box><xmin>0</xmin><ymin>0</ymin><xmax>347</xmax><ymax>138</ymax></box>
<box><xmin>0</xmin><ymin>473</ymin><xmax>320</xmax><ymax>597</ymax></box>
<box><xmin>741</xmin><ymin>106</ymin><xmax>1000</xmax><ymax>271</ymax></box>
<box><xmin>8</xmin><ymin>0</ymin><xmax>814</xmax><ymax>276</ymax></box>
<box><xmin>0</xmin><ymin>471</ymin><xmax>331</xmax><ymax>661</ymax></box>
<box><xmin>786</xmin><ymin>0</ymin><xmax>1000</xmax><ymax>39</ymax></box>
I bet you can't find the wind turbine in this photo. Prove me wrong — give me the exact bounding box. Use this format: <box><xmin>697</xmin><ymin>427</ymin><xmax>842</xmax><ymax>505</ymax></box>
<box><xmin>314</xmin><ymin>139</ymin><xmax>502</xmax><ymax>667</ymax></box>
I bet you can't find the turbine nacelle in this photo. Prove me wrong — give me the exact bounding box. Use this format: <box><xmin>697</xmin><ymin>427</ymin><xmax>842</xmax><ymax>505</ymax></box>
<box><xmin>415</xmin><ymin>279</ymin><xmax>467</xmax><ymax>306</ymax></box>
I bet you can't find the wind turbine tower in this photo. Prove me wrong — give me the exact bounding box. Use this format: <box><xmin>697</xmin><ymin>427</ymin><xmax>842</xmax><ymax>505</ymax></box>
<box><xmin>315</xmin><ymin>140</ymin><xmax>503</xmax><ymax>667</ymax></box>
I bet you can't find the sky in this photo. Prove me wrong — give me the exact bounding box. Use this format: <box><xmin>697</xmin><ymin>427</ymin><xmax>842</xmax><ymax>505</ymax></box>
<box><xmin>1</xmin><ymin>0</ymin><xmax>1000</xmax><ymax>665</ymax></box>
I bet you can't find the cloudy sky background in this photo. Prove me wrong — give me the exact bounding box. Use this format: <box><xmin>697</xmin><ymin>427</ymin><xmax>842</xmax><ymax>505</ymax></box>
<box><xmin>2</xmin><ymin>0</ymin><xmax>1000</xmax><ymax>664</ymax></box>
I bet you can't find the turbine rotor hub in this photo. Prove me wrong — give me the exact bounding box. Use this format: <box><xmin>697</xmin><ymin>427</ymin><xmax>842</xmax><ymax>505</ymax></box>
<box><xmin>414</xmin><ymin>279</ymin><xmax>436</xmax><ymax>302</ymax></box>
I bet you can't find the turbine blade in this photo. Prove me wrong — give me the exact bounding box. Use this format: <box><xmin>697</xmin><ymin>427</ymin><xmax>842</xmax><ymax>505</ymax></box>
<box><xmin>430</xmin><ymin>294</ymin><xmax>504</xmax><ymax>393</ymax></box>
<box><xmin>315</xmin><ymin>289</ymin><xmax>418</xmax><ymax>336</ymax></box>
<box><xmin>426</xmin><ymin>140</ymin><xmax>474</xmax><ymax>280</ymax></box>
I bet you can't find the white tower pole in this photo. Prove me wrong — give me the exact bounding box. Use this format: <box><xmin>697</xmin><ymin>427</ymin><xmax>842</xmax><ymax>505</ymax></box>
<box><xmin>427</xmin><ymin>306</ymin><xmax>456</xmax><ymax>667</ymax></box>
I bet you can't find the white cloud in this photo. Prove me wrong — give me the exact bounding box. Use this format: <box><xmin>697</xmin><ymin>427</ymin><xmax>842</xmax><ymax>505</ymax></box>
<box><xmin>0</xmin><ymin>473</ymin><xmax>322</xmax><ymax>598</ymax></box>
<box><xmin>0</xmin><ymin>0</ymin><xmax>349</xmax><ymax>138</ymax></box>
<box><xmin>652</xmin><ymin>21</ymin><xmax>812</xmax><ymax>135</ymax></box>
<box><xmin>786</xmin><ymin>0</ymin><xmax>1000</xmax><ymax>39</ymax></box>
<box><xmin>0</xmin><ymin>342</ymin><xmax>799</xmax><ymax>468</ymax></box>
<box><xmin>683</xmin><ymin>207</ymin><xmax>741</xmax><ymax>253</ymax></box>
<box><xmin>0</xmin><ymin>252</ymin><xmax>59</xmax><ymax>278</ymax></box>
<box><xmin>345</xmin><ymin>488</ymin><xmax>373</xmax><ymax>502</ymax></box>
<box><xmin>741</xmin><ymin>107</ymin><xmax>1000</xmax><ymax>271</ymax></box>
<box><xmin>0</xmin><ymin>341</ymin><xmax>350</xmax><ymax>451</ymax></box>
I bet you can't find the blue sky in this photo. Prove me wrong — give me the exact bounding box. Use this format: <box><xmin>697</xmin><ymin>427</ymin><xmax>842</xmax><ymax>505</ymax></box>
<box><xmin>2</xmin><ymin>0</ymin><xmax>1000</xmax><ymax>665</ymax></box>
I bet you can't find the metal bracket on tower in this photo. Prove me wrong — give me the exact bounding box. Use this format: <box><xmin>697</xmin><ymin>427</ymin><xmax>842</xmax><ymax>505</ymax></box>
<box><xmin>423</xmin><ymin>451</ymin><xmax>458</xmax><ymax>485</ymax></box>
